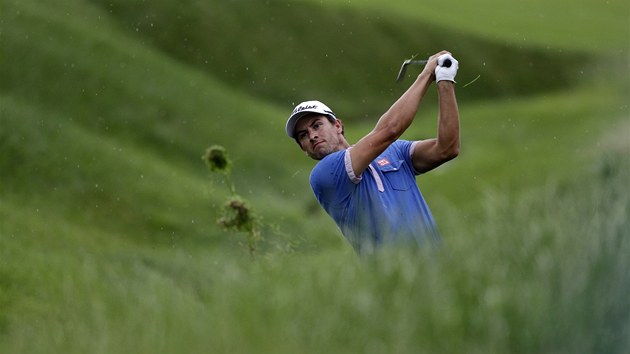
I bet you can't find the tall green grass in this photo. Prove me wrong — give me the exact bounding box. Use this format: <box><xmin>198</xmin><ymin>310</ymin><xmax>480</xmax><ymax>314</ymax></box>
<box><xmin>1</xmin><ymin>152</ymin><xmax>627</xmax><ymax>353</ymax></box>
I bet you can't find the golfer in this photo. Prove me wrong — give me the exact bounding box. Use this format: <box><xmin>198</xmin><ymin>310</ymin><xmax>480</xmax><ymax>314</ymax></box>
<box><xmin>286</xmin><ymin>50</ymin><xmax>460</xmax><ymax>254</ymax></box>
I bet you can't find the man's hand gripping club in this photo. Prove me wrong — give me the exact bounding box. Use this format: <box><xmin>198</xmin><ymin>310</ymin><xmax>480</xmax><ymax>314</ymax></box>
<box><xmin>435</xmin><ymin>53</ymin><xmax>459</xmax><ymax>83</ymax></box>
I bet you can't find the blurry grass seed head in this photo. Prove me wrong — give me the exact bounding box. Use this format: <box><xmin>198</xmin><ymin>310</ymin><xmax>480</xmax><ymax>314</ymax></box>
<box><xmin>203</xmin><ymin>145</ymin><xmax>232</xmax><ymax>173</ymax></box>
<box><xmin>218</xmin><ymin>196</ymin><xmax>258</xmax><ymax>233</ymax></box>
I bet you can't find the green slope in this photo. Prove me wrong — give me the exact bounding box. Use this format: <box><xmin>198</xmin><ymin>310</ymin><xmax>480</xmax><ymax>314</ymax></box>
<box><xmin>299</xmin><ymin>0</ymin><xmax>630</xmax><ymax>53</ymax></box>
<box><xmin>91</xmin><ymin>0</ymin><xmax>603</xmax><ymax>118</ymax></box>
<box><xmin>1</xmin><ymin>0</ymin><xmax>327</xmax><ymax>246</ymax></box>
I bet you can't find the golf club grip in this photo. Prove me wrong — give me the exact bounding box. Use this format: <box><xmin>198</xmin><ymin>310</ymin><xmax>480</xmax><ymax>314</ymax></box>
<box><xmin>442</xmin><ymin>59</ymin><xmax>452</xmax><ymax>68</ymax></box>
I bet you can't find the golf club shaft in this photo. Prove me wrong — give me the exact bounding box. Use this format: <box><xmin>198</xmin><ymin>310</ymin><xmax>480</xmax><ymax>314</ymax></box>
<box><xmin>410</xmin><ymin>59</ymin><xmax>452</xmax><ymax>67</ymax></box>
<box><xmin>396</xmin><ymin>58</ymin><xmax>452</xmax><ymax>81</ymax></box>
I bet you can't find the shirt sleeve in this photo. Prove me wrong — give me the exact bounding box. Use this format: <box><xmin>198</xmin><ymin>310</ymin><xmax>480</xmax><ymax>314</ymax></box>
<box><xmin>309</xmin><ymin>150</ymin><xmax>356</xmax><ymax>210</ymax></box>
<box><xmin>395</xmin><ymin>139</ymin><xmax>423</xmax><ymax>175</ymax></box>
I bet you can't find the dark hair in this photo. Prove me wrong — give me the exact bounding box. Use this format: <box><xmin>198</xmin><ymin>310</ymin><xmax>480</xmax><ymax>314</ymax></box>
<box><xmin>293</xmin><ymin>115</ymin><xmax>344</xmax><ymax>147</ymax></box>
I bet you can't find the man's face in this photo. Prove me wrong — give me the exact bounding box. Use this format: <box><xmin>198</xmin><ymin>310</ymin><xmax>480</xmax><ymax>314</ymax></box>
<box><xmin>294</xmin><ymin>114</ymin><xmax>344</xmax><ymax>160</ymax></box>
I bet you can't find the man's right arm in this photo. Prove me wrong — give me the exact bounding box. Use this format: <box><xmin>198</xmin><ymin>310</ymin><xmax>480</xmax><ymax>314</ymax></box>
<box><xmin>349</xmin><ymin>50</ymin><xmax>449</xmax><ymax>177</ymax></box>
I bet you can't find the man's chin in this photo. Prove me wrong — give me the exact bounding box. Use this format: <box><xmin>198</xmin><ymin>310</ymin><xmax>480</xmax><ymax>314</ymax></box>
<box><xmin>308</xmin><ymin>144</ymin><xmax>342</xmax><ymax>160</ymax></box>
<box><xmin>310</xmin><ymin>153</ymin><xmax>325</xmax><ymax>161</ymax></box>
<box><xmin>309</xmin><ymin>149</ymin><xmax>331</xmax><ymax>160</ymax></box>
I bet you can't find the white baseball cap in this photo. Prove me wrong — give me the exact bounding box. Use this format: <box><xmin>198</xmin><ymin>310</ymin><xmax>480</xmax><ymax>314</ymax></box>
<box><xmin>286</xmin><ymin>100</ymin><xmax>337</xmax><ymax>138</ymax></box>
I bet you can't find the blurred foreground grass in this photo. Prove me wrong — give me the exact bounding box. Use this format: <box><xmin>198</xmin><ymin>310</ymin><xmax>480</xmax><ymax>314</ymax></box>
<box><xmin>1</xmin><ymin>151</ymin><xmax>627</xmax><ymax>354</ymax></box>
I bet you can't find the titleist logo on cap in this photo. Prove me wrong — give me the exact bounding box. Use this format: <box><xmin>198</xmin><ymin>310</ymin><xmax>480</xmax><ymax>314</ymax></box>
<box><xmin>292</xmin><ymin>104</ymin><xmax>318</xmax><ymax>115</ymax></box>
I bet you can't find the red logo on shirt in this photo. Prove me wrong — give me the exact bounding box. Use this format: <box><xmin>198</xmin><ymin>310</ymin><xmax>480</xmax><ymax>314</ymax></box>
<box><xmin>376</xmin><ymin>158</ymin><xmax>390</xmax><ymax>166</ymax></box>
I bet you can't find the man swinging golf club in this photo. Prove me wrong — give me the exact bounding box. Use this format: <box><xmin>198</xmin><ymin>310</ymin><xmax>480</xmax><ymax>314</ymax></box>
<box><xmin>286</xmin><ymin>50</ymin><xmax>460</xmax><ymax>254</ymax></box>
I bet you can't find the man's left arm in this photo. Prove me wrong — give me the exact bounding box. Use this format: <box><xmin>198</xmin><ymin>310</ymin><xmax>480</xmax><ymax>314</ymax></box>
<box><xmin>411</xmin><ymin>63</ymin><xmax>460</xmax><ymax>174</ymax></box>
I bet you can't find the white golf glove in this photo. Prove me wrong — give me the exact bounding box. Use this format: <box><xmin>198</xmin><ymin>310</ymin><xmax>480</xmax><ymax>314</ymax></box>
<box><xmin>435</xmin><ymin>54</ymin><xmax>458</xmax><ymax>83</ymax></box>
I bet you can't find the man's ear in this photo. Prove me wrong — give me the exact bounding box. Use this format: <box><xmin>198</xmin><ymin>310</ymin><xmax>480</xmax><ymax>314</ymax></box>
<box><xmin>335</xmin><ymin>118</ymin><xmax>344</xmax><ymax>135</ymax></box>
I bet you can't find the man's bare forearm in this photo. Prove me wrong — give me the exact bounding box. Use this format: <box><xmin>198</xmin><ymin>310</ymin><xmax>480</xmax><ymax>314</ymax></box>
<box><xmin>373</xmin><ymin>71</ymin><xmax>434</xmax><ymax>140</ymax></box>
<box><xmin>436</xmin><ymin>81</ymin><xmax>460</xmax><ymax>158</ymax></box>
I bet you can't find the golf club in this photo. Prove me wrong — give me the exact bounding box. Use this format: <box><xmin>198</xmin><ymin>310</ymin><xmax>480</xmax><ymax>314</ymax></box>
<box><xmin>396</xmin><ymin>57</ymin><xmax>452</xmax><ymax>82</ymax></box>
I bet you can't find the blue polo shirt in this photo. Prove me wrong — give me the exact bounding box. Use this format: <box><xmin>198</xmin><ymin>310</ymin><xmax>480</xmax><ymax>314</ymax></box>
<box><xmin>310</xmin><ymin>140</ymin><xmax>441</xmax><ymax>254</ymax></box>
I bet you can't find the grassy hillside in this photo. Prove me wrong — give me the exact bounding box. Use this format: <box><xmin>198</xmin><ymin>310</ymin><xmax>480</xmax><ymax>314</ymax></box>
<box><xmin>91</xmin><ymin>0</ymin><xmax>601</xmax><ymax>117</ymax></box>
<box><xmin>300</xmin><ymin>0</ymin><xmax>630</xmax><ymax>53</ymax></box>
<box><xmin>0</xmin><ymin>0</ymin><xmax>628</xmax><ymax>352</ymax></box>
